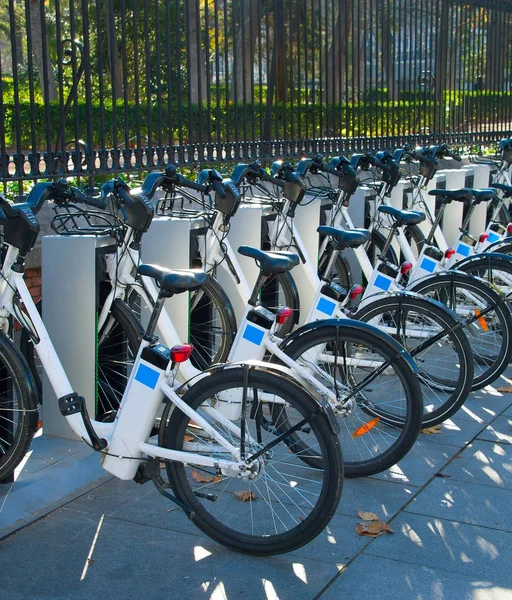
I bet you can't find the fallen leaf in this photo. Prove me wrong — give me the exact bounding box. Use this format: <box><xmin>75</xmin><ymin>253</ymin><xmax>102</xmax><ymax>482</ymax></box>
<box><xmin>184</xmin><ymin>434</ymin><xmax>194</xmax><ymax>442</ymax></box>
<box><xmin>355</xmin><ymin>521</ymin><xmax>393</xmax><ymax>537</ymax></box>
<box><xmin>434</xmin><ymin>472</ymin><xmax>452</xmax><ymax>478</ymax></box>
<box><xmin>191</xmin><ymin>470</ymin><xmax>221</xmax><ymax>483</ymax></box>
<box><xmin>357</xmin><ymin>510</ymin><xmax>380</xmax><ymax>521</ymax></box>
<box><xmin>87</xmin><ymin>558</ymin><xmax>94</xmax><ymax>566</ymax></box>
<box><xmin>235</xmin><ymin>490</ymin><xmax>257</xmax><ymax>502</ymax></box>
<box><xmin>421</xmin><ymin>425</ymin><xmax>442</xmax><ymax>435</ymax></box>
<box><xmin>496</xmin><ymin>386</ymin><xmax>512</xmax><ymax>393</ymax></box>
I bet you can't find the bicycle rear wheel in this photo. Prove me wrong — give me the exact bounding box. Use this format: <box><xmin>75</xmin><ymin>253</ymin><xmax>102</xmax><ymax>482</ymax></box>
<box><xmin>356</xmin><ymin>294</ymin><xmax>474</xmax><ymax>427</ymax></box>
<box><xmin>128</xmin><ymin>275</ymin><xmax>236</xmax><ymax>369</ymax></box>
<box><xmin>0</xmin><ymin>332</ymin><xmax>39</xmax><ymax>481</ymax></box>
<box><xmin>276</xmin><ymin>322</ymin><xmax>423</xmax><ymax>477</ymax></box>
<box><xmin>160</xmin><ymin>365</ymin><xmax>343</xmax><ymax>555</ymax></box>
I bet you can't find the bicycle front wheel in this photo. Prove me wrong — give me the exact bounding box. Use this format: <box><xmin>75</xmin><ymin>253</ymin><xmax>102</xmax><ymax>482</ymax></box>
<box><xmin>277</xmin><ymin>322</ymin><xmax>423</xmax><ymax>477</ymax></box>
<box><xmin>0</xmin><ymin>332</ymin><xmax>39</xmax><ymax>481</ymax></box>
<box><xmin>356</xmin><ymin>294</ymin><xmax>474</xmax><ymax>427</ymax></box>
<box><xmin>160</xmin><ymin>365</ymin><xmax>343</xmax><ymax>555</ymax></box>
<box><xmin>409</xmin><ymin>271</ymin><xmax>512</xmax><ymax>391</ymax></box>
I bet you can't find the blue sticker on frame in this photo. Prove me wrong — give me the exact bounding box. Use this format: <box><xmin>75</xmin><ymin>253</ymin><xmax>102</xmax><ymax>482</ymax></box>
<box><xmin>487</xmin><ymin>231</ymin><xmax>500</xmax><ymax>242</ymax></box>
<box><xmin>242</xmin><ymin>324</ymin><xmax>265</xmax><ymax>346</ymax></box>
<box><xmin>135</xmin><ymin>363</ymin><xmax>160</xmax><ymax>389</ymax></box>
<box><xmin>316</xmin><ymin>297</ymin><xmax>336</xmax><ymax>316</ymax></box>
<box><xmin>374</xmin><ymin>274</ymin><xmax>392</xmax><ymax>291</ymax></box>
<box><xmin>420</xmin><ymin>257</ymin><xmax>437</xmax><ymax>273</ymax></box>
<box><xmin>456</xmin><ymin>243</ymin><xmax>471</xmax><ymax>257</ymax></box>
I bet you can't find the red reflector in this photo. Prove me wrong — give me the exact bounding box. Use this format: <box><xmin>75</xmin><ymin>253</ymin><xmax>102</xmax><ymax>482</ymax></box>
<box><xmin>507</xmin><ymin>223</ymin><xmax>512</xmax><ymax>235</ymax></box>
<box><xmin>401</xmin><ymin>261</ymin><xmax>413</xmax><ymax>274</ymax></box>
<box><xmin>276</xmin><ymin>306</ymin><xmax>293</xmax><ymax>324</ymax></box>
<box><xmin>445</xmin><ymin>248</ymin><xmax>456</xmax><ymax>259</ymax></box>
<box><xmin>171</xmin><ymin>344</ymin><xmax>193</xmax><ymax>363</ymax></box>
<box><xmin>479</xmin><ymin>232</ymin><xmax>489</xmax><ymax>243</ymax></box>
<box><xmin>349</xmin><ymin>284</ymin><xmax>364</xmax><ymax>300</ymax></box>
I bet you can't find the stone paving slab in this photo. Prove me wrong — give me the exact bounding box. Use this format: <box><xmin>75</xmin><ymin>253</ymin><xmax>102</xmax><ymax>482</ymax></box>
<box><xmin>455</xmin><ymin>391</ymin><xmax>512</xmax><ymax>424</ymax></box>
<box><xmin>370</xmin><ymin>438</ymin><xmax>460</xmax><ymax>486</ymax></box>
<box><xmin>364</xmin><ymin>512</ymin><xmax>512</xmax><ymax>583</ymax></box>
<box><xmin>320</xmin><ymin>554</ymin><xmax>511</xmax><ymax>600</ymax></box>
<box><xmin>0</xmin><ymin>506</ymin><xmax>341</xmax><ymax>600</ymax></box>
<box><xmin>0</xmin><ymin>439</ymin><xmax>111</xmax><ymax>538</ymax></box>
<box><xmin>477</xmin><ymin>415</ymin><xmax>512</xmax><ymax>445</ymax></box>
<box><xmin>443</xmin><ymin>440</ymin><xmax>512</xmax><ymax>490</ymax></box>
<box><xmin>418</xmin><ymin>415</ymin><xmax>487</xmax><ymax>447</ymax></box>
<box><xmin>406</xmin><ymin>478</ymin><xmax>512</xmax><ymax>533</ymax></box>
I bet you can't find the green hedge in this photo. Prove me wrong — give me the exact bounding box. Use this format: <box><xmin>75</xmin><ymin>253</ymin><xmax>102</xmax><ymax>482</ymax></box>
<box><xmin>2</xmin><ymin>90</ymin><xmax>510</xmax><ymax>149</ymax></box>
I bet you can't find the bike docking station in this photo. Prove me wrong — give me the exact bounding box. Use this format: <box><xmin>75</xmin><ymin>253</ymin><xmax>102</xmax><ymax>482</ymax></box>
<box><xmin>42</xmin><ymin>233</ymin><xmax>117</xmax><ymax>439</ymax></box>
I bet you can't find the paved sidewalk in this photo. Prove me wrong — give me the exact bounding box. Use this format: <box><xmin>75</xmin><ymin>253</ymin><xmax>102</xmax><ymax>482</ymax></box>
<box><xmin>1</xmin><ymin>384</ymin><xmax>512</xmax><ymax>599</ymax></box>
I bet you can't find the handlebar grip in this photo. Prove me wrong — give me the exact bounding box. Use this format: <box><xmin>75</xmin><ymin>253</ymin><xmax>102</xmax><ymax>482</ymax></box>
<box><xmin>177</xmin><ymin>174</ymin><xmax>208</xmax><ymax>193</ymax></box>
<box><xmin>71</xmin><ymin>187</ymin><xmax>107</xmax><ymax>209</ymax></box>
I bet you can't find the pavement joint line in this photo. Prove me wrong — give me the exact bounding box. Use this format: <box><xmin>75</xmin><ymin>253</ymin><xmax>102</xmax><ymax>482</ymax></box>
<box><xmin>401</xmin><ymin>508</ymin><xmax>512</xmax><ymax>534</ymax></box>
<box><xmin>314</xmin><ymin>398</ymin><xmax>510</xmax><ymax>598</ymax></box>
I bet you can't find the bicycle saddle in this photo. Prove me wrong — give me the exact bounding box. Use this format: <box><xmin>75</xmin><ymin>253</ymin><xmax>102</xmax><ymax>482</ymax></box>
<box><xmin>470</xmin><ymin>188</ymin><xmax>498</xmax><ymax>203</ymax></box>
<box><xmin>137</xmin><ymin>264</ymin><xmax>208</xmax><ymax>295</ymax></box>
<box><xmin>317</xmin><ymin>226</ymin><xmax>370</xmax><ymax>248</ymax></box>
<box><xmin>378</xmin><ymin>205</ymin><xmax>426</xmax><ymax>226</ymax></box>
<box><xmin>238</xmin><ymin>246</ymin><xmax>299</xmax><ymax>274</ymax></box>
<box><xmin>428</xmin><ymin>188</ymin><xmax>473</xmax><ymax>202</ymax></box>
<box><xmin>492</xmin><ymin>183</ymin><xmax>512</xmax><ymax>198</ymax></box>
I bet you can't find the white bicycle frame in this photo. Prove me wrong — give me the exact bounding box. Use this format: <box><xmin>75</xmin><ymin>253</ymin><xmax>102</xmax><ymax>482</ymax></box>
<box><xmin>94</xmin><ymin>224</ymin><xmax>370</xmax><ymax>415</ymax></box>
<box><xmin>0</xmin><ymin>242</ymin><xmax>247</xmax><ymax>482</ymax></box>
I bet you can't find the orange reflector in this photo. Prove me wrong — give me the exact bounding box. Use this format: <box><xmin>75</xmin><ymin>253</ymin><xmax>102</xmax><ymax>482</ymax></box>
<box><xmin>352</xmin><ymin>417</ymin><xmax>380</xmax><ymax>438</ymax></box>
<box><xmin>473</xmin><ymin>308</ymin><xmax>489</xmax><ymax>332</ymax></box>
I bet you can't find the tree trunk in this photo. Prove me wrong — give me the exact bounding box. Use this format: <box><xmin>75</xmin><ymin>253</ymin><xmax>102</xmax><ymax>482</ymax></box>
<box><xmin>485</xmin><ymin>8</ymin><xmax>506</xmax><ymax>91</ymax></box>
<box><xmin>29</xmin><ymin>0</ymin><xmax>57</xmax><ymax>102</ymax></box>
<box><xmin>187</xmin><ymin>0</ymin><xmax>207</xmax><ymax>104</ymax></box>
<box><xmin>434</xmin><ymin>0</ymin><xmax>449</xmax><ymax>132</ymax></box>
<box><xmin>323</xmin><ymin>0</ymin><xmax>351</xmax><ymax>104</ymax></box>
<box><xmin>380</xmin><ymin>0</ymin><xmax>397</xmax><ymax>101</ymax></box>
<box><xmin>232</xmin><ymin>0</ymin><xmax>258</xmax><ymax>103</ymax></box>
<box><xmin>105</xmin><ymin>2</ymin><xmax>123</xmax><ymax>100</ymax></box>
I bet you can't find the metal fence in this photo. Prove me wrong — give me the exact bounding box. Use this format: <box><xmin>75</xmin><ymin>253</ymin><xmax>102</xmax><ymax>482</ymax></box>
<box><xmin>1</xmin><ymin>0</ymin><xmax>511</xmax><ymax>187</ymax></box>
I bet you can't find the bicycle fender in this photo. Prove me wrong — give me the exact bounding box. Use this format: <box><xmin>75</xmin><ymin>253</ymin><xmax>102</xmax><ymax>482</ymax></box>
<box><xmin>372</xmin><ymin>288</ymin><xmax>468</xmax><ymax>326</ymax></box>
<box><xmin>277</xmin><ymin>317</ymin><xmax>418</xmax><ymax>374</ymax></box>
<box><xmin>206</xmin><ymin>359</ymin><xmax>340</xmax><ymax>435</ymax></box>
<box><xmin>408</xmin><ymin>269</ymin><xmax>505</xmax><ymax>298</ymax></box>
<box><xmin>482</xmin><ymin>239</ymin><xmax>512</xmax><ymax>254</ymax></box>
<box><xmin>454</xmin><ymin>251</ymin><xmax>512</xmax><ymax>270</ymax></box>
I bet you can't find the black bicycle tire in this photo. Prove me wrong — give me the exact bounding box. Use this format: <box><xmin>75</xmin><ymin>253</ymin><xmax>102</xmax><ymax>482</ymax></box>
<box><xmin>96</xmin><ymin>299</ymin><xmax>142</xmax><ymax>420</ymax></box>
<box><xmin>356</xmin><ymin>294</ymin><xmax>474</xmax><ymax>427</ymax></box>
<box><xmin>409</xmin><ymin>271</ymin><xmax>512</xmax><ymax>390</ymax></box>
<box><xmin>0</xmin><ymin>332</ymin><xmax>39</xmax><ymax>481</ymax></box>
<box><xmin>261</xmin><ymin>271</ymin><xmax>300</xmax><ymax>337</ymax></box>
<box><xmin>127</xmin><ymin>275</ymin><xmax>236</xmax><ymax>369</ymax></box>
<box><xmin>276</xmin><ymin>323</ymin><xmax>423</xmax><ymax>477</ymax></box>
<box><xmin>189</xmin><ymin>276</ymin><xmax>237</xmax><ymax>368</ymax></box>
<box><xmin>317</xmin><ymin>241</ymin><xmax>352</xmax><ymax>288</ymax></box>
<box><xmin>19</xmin><ymin>299</ymin><xmax>43</xmax><ymax>403</ymax></box>
<box><xmin>160</xmin><ymin>366</ymin><xmax>343</xmax><ymax>555</ymax></box>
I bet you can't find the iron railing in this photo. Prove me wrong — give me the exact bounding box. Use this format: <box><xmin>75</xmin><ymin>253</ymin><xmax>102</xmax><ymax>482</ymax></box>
<box><xmin>0</xmin><ymin>0</ymin><xmax>511</xmax><ymax>189</ymax></box>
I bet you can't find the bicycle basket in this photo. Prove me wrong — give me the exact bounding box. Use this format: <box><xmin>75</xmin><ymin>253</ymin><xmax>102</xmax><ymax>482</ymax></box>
<box><xmin>50</xmin><ymin>204</ymin><xmax>122</xmax><ymax>237</ymax></box>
